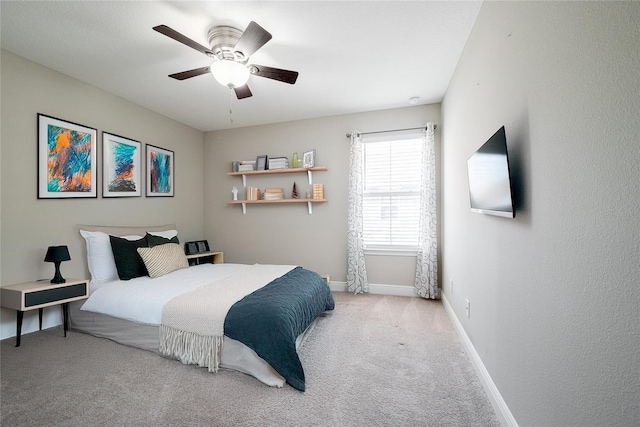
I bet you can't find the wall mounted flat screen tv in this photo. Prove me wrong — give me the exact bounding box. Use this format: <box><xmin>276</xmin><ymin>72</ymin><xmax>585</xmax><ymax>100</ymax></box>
<box><xmin>467</xmin><ymin>126</ymin><xmax>515</xmax><ymax>218</ymax></box>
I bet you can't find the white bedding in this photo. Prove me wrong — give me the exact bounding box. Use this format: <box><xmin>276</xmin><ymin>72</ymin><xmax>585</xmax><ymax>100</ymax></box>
<box><xmin>81</xmin><ymin>263</ymin><xmax>297</xmax><ymax>325</ymax></box>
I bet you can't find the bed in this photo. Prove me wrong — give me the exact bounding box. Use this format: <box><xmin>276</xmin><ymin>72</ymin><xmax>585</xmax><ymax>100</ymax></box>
<box><xmin>70</xmin><ymin>224</ymin><xmax>335</xmax><ymax>391</ymax></box>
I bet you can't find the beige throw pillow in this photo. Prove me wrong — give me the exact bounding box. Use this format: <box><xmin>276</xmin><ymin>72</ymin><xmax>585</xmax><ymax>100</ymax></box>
<box><xmin>137</xmin><ymin>243</ymin><xmax>189</xmax><ymax>278</ymax></box>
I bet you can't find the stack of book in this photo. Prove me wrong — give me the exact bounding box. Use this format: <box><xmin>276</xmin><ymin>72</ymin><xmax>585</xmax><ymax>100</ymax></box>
<box><xmin>313</xmin><ymin>184</ymin><xmax>324</xmax><ymax>199</ymax></box>
<box><xmin>246</xmin><ymin>187</ymin><xmax>261</xmax><ymax>200</ymax></box>
<box><xmin>263</xmin><ymin>188</ymin><xmax>284</xmax><ymax>200</ymax></box>
<box><xmin>268</xmin><ymin>157</ymin><xmax>289</xmax><ymax>170</ymax></box>
<box><xmin>238</xmin><ymin>160</ymin><xmax>256</xmax><ymax>172</ymax></box>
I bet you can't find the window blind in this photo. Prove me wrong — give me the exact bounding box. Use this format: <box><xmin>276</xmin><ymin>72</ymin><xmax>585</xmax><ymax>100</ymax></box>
<box><xmin>362</xmin><ymin>136</ymin><xmax>423</xmax><ymax>250</ymax></box>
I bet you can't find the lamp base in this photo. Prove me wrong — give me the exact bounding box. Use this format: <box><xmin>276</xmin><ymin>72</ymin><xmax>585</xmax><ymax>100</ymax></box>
<box><xmin>51</xmin><ymin>263</ymin><xmax>66</xmax><ymax>284</ymax></box>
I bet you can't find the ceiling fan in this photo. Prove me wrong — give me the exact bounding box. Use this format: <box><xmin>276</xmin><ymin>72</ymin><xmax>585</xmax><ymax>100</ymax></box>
<box><xmin>153</xmin><ymin>21</ymin><xmax>299</xmax><ymax>100</ymax></box>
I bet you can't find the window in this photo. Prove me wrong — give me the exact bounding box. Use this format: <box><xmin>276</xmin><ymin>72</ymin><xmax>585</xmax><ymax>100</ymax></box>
<box><xmin>362</xmin><ymin>134</ymin><xmax>424</xmax><ymax>251</ymax></box>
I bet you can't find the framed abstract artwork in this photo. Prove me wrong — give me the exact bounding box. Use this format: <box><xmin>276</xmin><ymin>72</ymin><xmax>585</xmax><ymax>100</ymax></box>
<box><xmin>37</xmin><ymin>114</ymin><xmax>97</xmax><ymax>199</ymax></box>
<box><xmin>102</xmin><ymin>132</ymin><xmax>142</xmax><ymax>197</ymax></box>
<box><xmin>146</xmin><ymin>144</ymin><xmax>174</xmax><ymax>197</ymax></box>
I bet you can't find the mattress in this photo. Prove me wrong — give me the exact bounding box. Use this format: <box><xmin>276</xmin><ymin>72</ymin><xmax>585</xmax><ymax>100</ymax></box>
<box><xmin>79</xmin><ymin>263</ymin><xmax>286</xmax><ymax>325</ymax></box>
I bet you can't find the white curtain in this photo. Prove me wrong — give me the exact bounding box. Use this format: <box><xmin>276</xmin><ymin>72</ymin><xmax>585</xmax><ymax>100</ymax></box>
<box><xmin>346</xmin><ymin>131</ymin><xmax>369</xmax><ymax>294</ymax></box>
<box><xmin>415</xmin><ymin>122</ymin><xmax>438</xmax><ymax>299</ymax></box>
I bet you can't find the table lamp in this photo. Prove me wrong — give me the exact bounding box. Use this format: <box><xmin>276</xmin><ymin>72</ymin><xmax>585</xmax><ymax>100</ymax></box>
<box><xmin>44</xmin><ymin>245</ymin><xmax>71</xmax><ymax>284</ymax></box>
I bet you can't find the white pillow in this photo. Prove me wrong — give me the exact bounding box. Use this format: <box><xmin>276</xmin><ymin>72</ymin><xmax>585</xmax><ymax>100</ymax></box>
<box><xmin>147</xmin><ymin>229</ymin><xmax>178</xmax><ymax>239</ymax></box>
<box><xmin>80</xmin><ymin>230</ymin><xmax>142</xmax><ymax>283</ymax></box>
<box><xmin>137</xmin><ymin>243</ymin><xmax>188</xmax><ymax>278</ymax></box>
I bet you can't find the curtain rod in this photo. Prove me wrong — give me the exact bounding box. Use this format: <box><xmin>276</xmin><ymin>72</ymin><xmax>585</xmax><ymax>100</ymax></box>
<box><xmin>345</xmin><ymin>124</ymin><xmax>436</xmax><ymax>138</ymax></box>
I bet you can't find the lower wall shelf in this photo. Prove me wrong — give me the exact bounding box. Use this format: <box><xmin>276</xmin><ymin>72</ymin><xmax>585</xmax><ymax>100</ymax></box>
<box><xmin>228</xmin><ymin>199</ymin><xmax>327</xmax><ymax>214</ymax></box>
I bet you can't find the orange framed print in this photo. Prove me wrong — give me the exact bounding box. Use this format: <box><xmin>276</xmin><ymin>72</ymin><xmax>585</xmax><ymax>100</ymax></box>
<box><xmin>37</xmin><ymin>114</ymin><xmax>97</xmax><ymax>199</ymax></box>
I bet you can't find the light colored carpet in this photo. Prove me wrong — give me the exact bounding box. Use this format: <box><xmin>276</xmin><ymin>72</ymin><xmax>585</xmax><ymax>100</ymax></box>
<box><xmin>1</xmin><ymin>292</ymin><xmax>499</xmax><ymax>426</ymax></box>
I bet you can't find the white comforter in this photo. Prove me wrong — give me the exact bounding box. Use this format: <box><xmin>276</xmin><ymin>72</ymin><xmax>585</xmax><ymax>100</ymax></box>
<box><xmin>80</xmin><ymin>263</ymin><xmax>297</xmax><ymax>325</ymax></box>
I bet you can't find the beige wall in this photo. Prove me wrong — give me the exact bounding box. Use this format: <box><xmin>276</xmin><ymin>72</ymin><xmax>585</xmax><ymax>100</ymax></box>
<box><xmin>203</xmin><ymin>105</ymin><xmax>441</xmax><ymax>288</ymax></box>
<box><xmin>441</xmin><ymin>2</ymin><xmax>639</xmax><ymax>426</ymax></box>
<box><xmin>0</xmin><ymin>50</ymin><xmax>205</xmax><ymax>338</ymax></box>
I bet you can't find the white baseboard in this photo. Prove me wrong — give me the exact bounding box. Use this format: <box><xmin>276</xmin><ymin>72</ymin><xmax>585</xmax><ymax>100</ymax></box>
<box><xmin>329</xmin><ymin>281</ymin><xmax>418</xmax><ymax>297</ymax></box>
<box><xmin>441</xmin><ymin>293</ymin><xmax>518</xmax><ymax>427</ymax></box>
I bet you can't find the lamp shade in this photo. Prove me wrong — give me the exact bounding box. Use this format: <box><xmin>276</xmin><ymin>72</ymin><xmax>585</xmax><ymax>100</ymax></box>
<box><xmin>44</xmin><ymin>246</ymin><xmax>71</xmax><ymax>263</ymax></box>
<box><xmin>210</xmin><ymin>60</ymin><xmax>250</xmax><ymax>88</ymax></box>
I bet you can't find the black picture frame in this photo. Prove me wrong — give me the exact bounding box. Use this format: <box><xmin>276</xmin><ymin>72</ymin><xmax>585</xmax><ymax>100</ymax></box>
<box><xmin>102</xmin><ymin>131</ymin><xmax>142</xmax><ymax>198</ymax></box>
<box><xmin>184</xmin><ymin>240</ymin><xmax>210</xmax><ymax>255</ymax></box>
<box><xmin>146</xmin><ymin>144</ymin><xmax>175</xmax><ymax>197</ymax></box>
<box><xmin>256</xmin><ymin>155</ymin><xmax>268</xmax><ymax>171</ymax></box>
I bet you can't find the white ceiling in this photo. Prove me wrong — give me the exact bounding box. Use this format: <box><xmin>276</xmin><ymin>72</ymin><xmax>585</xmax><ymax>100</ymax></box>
<box><xmin>1</xmin><ymin>1</ymin><xmax>482</xmax><ymax>132</ymax></box>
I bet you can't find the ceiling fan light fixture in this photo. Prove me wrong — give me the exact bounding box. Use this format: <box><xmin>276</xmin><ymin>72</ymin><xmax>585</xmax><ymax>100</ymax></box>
<box><xmin>210</xmin><ymin>60</ymin><xmax>250</xmax><ymax>88</ymax></box>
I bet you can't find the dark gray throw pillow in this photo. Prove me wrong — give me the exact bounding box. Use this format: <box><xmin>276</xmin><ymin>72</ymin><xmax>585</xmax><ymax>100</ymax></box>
<box><xmin>146</xmin><ymin>233</ymin><xmax>179</xmax><ymax>247</ymax></box>
<box><xmin>109</xmin><ymin>235</ymin><xmax>149</xmax><ymax>280</ymax></box>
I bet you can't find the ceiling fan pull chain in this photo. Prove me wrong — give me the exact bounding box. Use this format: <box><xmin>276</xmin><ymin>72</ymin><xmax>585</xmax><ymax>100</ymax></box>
<box><xmin>229</xmin><ymin>87</ymin><xmax>234</xmax><ymax>125</ymax></box>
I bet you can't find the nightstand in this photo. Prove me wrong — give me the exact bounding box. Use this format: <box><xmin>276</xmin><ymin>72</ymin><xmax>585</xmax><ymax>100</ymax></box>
<box><xmin>0</xmin><ymin>278</ymin><xmax>89</xmax><ymax>347</ymax></box>
<box><xmin>186</xmin><ymin>251</ymin><xmax>224</xmax><ymax>266</ymax></box>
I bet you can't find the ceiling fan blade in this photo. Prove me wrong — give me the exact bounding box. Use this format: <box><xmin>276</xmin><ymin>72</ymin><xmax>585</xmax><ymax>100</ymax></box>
<box><xmin>233</xmin><ymin>21</ymin><xmax>272</xmax><ymax>59</ymax></box>
<box><xmin>250</xmin><ymin>65</ymin><xmax>299</xmax><ymax>84</ymax></box>
<box><xmin>153</xmin><ymin>25</ymin><xmax>215</xmax><ymax>57</ymax></box>
<box><xmin>234</xmin><ymin>84</ymin><xmax>253</xmax><ymax>99</ymax></box>
<box><xmin>168</xmin><ymin>66</ymin><xmax>211</xmax><ymax>81</ymax></box>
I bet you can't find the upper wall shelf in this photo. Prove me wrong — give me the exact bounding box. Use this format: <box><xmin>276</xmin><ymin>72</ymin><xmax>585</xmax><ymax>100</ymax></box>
<box><xmin>227</xmin><ymin>166</ymin><xmax>327</xmax><ymax>177</ymax></box>
<box><xmin>228</xmin><ymin>166</ymin><xmax>328</xmax><ymax>187</ymax></box>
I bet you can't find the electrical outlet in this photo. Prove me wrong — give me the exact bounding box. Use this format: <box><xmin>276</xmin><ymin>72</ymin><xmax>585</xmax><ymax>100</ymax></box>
<box><xmin>449</xmin><ymin>279</ymin><xmax>453</xmax><ymax>293</ymax></box>
<box><xmin>465</xmin><ymin>299</ymin><xmax>470</xmax><ymax>318</ymax></box>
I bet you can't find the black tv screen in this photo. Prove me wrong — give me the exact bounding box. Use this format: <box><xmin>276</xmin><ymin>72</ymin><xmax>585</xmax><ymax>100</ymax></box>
<box><xmin>467</xmin><ymin>126</ymin><xmax>515</xmax><ymax>218</ymax></box>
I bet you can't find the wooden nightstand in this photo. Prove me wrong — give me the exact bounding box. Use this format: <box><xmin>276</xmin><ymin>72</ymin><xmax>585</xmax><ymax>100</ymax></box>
<box><xmin>0</xmin><ymin>278</ymin><xmax>89</xmax><ymax>347</ymax></box>
<box><xmin>186</xmin><ymin>251</ymin><xmax>224</xmax><ymax>266</ymax></box>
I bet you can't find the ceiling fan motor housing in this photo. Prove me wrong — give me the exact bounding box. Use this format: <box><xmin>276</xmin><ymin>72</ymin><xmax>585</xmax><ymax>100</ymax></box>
<box><xmin>207</xmin><ymin>26</ymin><xmax>245</xmax><ymax>62</ymax></box>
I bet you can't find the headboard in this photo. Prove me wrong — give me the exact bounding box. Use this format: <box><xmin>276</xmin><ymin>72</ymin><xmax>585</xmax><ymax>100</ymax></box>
<box><xmin>76</xmin><ymin>224</ymin><xmax>177</xmax><ymax>237</ymax></box>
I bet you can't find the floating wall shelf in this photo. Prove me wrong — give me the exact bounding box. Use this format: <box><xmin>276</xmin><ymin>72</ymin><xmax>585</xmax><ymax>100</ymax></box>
<box><xmin>228</xmin><ymin>166</ymin><xmax>328</xmax><ymax>187</ymax></box>
<box><xmin>227</xmin><ymin>166</ymin><xmax>328</xmax><ymax>214</ymax></box>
